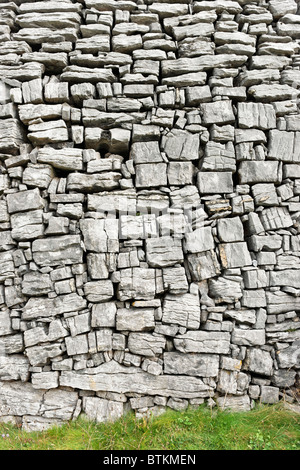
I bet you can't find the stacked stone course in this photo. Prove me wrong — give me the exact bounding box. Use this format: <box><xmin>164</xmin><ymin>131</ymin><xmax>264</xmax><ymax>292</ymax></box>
<box><xmin>0</xmin><ymin>0</ymin><xmax>299</xmax><ymax>430</ymax></box>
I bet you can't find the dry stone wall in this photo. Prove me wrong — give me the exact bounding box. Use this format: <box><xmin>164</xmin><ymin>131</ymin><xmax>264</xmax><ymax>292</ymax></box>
<box><xmin>0</xmin><ymin>0</ymin><xmax>300</xmax><ymax>430</ymax></box>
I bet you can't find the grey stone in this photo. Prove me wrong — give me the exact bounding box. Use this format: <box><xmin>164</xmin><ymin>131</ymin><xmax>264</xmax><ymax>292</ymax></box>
<box><xmin>201</xmin><ymin>100</ymin><xmax>235</xmax><ymax>125</ymax></box>
<box><xmin>116</xmin><ymin>308</ymin><xmax>155</xmax><ymax>332</ymax></box>
<box><xmin>174</xmin><ymin>331</ymin><xmax>231</xmax><ymax>354</ymax></box>
<box><xmin>164</xmin><ymin>352</ymin><xmax>219</xmax><ymax>377</ymax></box>
<box><xmin>146</xmin><ymin>237</ymin><xmax>184</xmax><ymax>268</ymax></box>
<box><xmin>197</xmin><ymin>172</ymin><xmax>233</xmax><ymax>194</ymax></box>
<box><xmin>238</xmin><ymin>161</ymin><xmax>281</xmax><ymax>184</ymax></box>
<box><xmin>128</xmin><ymin>333</ymin><xmax>166</xmax><ymax>357</ymax></box>
<box><xmin>216</xmin><ymin>395</ymin><xmax>251</xmax><ymax>412</ymax></box>
<box><xmin>117</xmin><ymin>267</ymin><xmax>157</xmax><ymax>301</ymax></box>
<box><xmin>187</xmin><ymin>250</ymin><xmax>221</xmax><ymax>281</ymax></box>
<box><xmin>80</xmin><ymin>219</ymin><xmax>119</xmax><ymax>253</ymax></box>
<box><xmin>82</xmin><ymin>397</ymin><xmax>123</xmax><ymax>423</ymax></box>
<box><xmin>201</xmin><ymin>141</ymin><xmax>236</xmax><ymax>172</ymax></box>
<box><xmin>183</xmin><ymin>226</ymin><xmax>214</xmax><ymax>253</ymax></box>
<box><xmin>161</xmin><ymin>129</ymin><xmax>200</xmax><ymax>161</ymax></box>
<box><xmin>217</xmin><ymin>217</ymin><xmax>244</xmax><ymax>243</ymax></box>
<box><xmin>260</xmin><ymin>386</ymin><xmax>279</xmax><ymax>404</ymax></box>
<box><xmin>209</xmin><ymin>277</ymin><xmax>243</xmax><ymax>303</ymax></box>
<box><xmin>162</xmin><ymin>292</ymin><xmax>200</xmax><ymax>329</ymax></box>
<box><xmin>60</xmin><ymin>361</ymin><xmax>213</xmax><ymax>399</ymax></box>
<box><xmin>162</xmin><ymin>267</ymin><xmax>189</xmax><ymax>294</ymax></box>
<box><xmin>231</xmin><ymin>328</ymin><xmax>265</xmax><ymax>346</ymax></box>
<box><xmin>91</xmin><ymin>302</ymin><xmax>117</xmax><ymax>328</ymax></box>
<box><xmin>245</xmin><ymin>348</ymin><xmax>273</xmax><ymax>376</ymax></box>
<box><xmin>135</xmin><ymin>163</ymin><xmax>167</xmax><ymax>188</ymax></box>
<box><xmin>32</xmin><ymin>235</ymin><xmax>83</xmax><ymax>266</ymax></box>
<box><xmin>219</xmin><ymin>242</ymin><xmax>252</xmax><ymax>269</ymax></box>
<box><xmin>84</xmin><ymin>280</ymin><xmax>114</xmax><ymax>303</ymax></box>
<box><xmin>238</xmin><ymin>102</ymin><xmax>276</xmax><ymax>130</ymax></box>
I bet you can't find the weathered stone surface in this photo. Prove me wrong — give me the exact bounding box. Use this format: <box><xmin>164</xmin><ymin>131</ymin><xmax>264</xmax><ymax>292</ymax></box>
<box><xmin>0</xmin><ymin>0</ymin><xmax>299</xmax><ymax>424</ymax></box>
<box><xmin>174</xmin><ymin>331</ymin><xmax>231</xmax><ymax>354</ymax></box>
<box><xmin>198</xmin><ymin>171</ymin><xmax>233</xmax><ymax>194</ymax></box>
<box><xmin>38</xmin><ymin>147</ymin><xmax>83</xmax><ymax>171</ymax></box>
<box><xmin>231</xmin><ymin>329</ymin><xmax>265</xmax><ymax>346</ymax></box>
<box><xmin>162</xmin><ymin>292</ymin><xmax>200</xmax><ymax>329</ymax></box>
<box><xmin>219</xmin><ymin>242</ymin><xmax>252</xmax><ymax>269</ymax></box>
<box><xmin>117</xmin><ymin>268</ymin><xmax>156</xmax><ymax>301</ymax></box>
<box><xmin>82</xmin><ymin>397</ymin><xmax>123</xmax><ymax>423</ymax></box>
<box><xmin>80</xmin><ymin>219</ymin><xmax>119</xmax><ymax>253</ymax></box>
<box><xmin>238</xmin><ymin>102</ymin><xmax>276</xmax><ymax>130</ymax></box>
<box><xmin>209</xmin><ymin>277</ymin><xmax>243</xmax><ymax>303</ymax></box>
<box><xmin>67</xmin><ymin>172</ymin><xmax>121</xmax><ymax>192</ymax></box>
<box><xmin>135</xmin><ymin>163</ymin><xmax>167</xmax><ymax>188</ymax></box>
<box><xmin>238</xmin><ymin>161</ymin><xmax>281</xmax><ymax>184</ymax></box>
<box><xmin>7</xmin><ymin>189</ymin><xmax>44</xmax><ymax>215</ymax></box>
<box><xmin>183</xmin><ymin>226</ymin><xmax>214</xmax><ymax>253</ymax></box>
<box><xmin>84</xmin><ymin>280</ymin><xmax>114</xmax><ymax>303</ymax></box>
<box><xmin>0</xmin><ymin>119</ymin><xmax>26</xmax><ymax>154</ymax></box>
<box><xmin>116</xmin><ymin>308</ymin><xmax>155</xmax><ymax>332</ymax></box>
<box><xmin>187</xmin><ymin>250</ymin><xmax>221</xmax><ymax>281</ymax></box>
<box><xmin>161</xmin><ymin>129</ymin><xmax>199</xmax><ymax>161</ymax></box>
<box><xmin>32</xmin><ymin>235</ymin><xmax>83</xmax><ymax>266</ymax></box>
<box><xmin>60</xmin><ymin>361</ymin><xmax>213</xmax><ymax>399</ymax></box>
<box><xmin>164</xmin><ymin>352</ymin><xmax>219</xmax><ymax>377</ymax></box>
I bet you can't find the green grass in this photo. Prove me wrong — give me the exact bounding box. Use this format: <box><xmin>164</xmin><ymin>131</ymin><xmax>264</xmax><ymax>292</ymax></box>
<box><xmin>0</xmin><ymin>403</ymin><xmax>299</xmax><ymax>451</ymax></box>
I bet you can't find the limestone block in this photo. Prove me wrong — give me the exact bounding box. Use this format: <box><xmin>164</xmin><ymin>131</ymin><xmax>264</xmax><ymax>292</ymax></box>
<box><xmin>161</xmin><ymin>129</ymin><xmax>200</xmax><ymax>161</ymax></box>
<box><xmin>32</xmin><ymin>235</ymin><xmax>83</xmax><ymax>266</ymax></box>
<box><xmin>135</xmin><ymin>163</ymin><xmax>167</xmax><ymax>188</ymax></box>
<box><xmin>245</xmin><ymin>348</ymin><xmax>273</xmax><ymax>376</ymax></box>
<box><xmin>209</xmin><ymin>277</ymin><xmax>243</xmax><ymax>303</ymax></box>
<box><xmin>238</xmin><ymin>161</ymin><xmax>281</xmax><ymax>184</ymax></box>
<box><xmin>128</xmin><ymin>333</ymin><xmax>166</xmax><ymax>357</ymax></box>
<box><xmin>117</xmin><ymin>267</ymin><xmax>156</xmax><ymax>301</ymax></box>
<box><xmin>197</xmin><ymin>171</ymin><xmax>233</xmax><ymax>194</ymax></box>
<box><xmin>187</xmin><ymin>250</ymin><xmax>221</xmax><ymax>281</ymax></box>
<box><xmin>164</xmin><ymin>352</ymin><xmax>219</xmax><ymax>377</ymax></box>
<box><xmin>231</xmin><ymin>328</ymin><xmax>265</xmax><ymax>346</ymax></box>
<box><xmin>82</xmin><ymin>397</ymin><xmax>123</xmax><ymax>423</ymax></box>
<box><xmin>91</xmin><ymin>302</ymin><xmax>117</xmax><ymax>328</ymax></box>
<box><xmin>183</xmin><ymin>226</ymin><xmax>214</xmax><ymax>253</ymax></box>
<box><xmin>219</xmin><ymin>242</ymin><xmax>252</xmax><ymax>269</ymax></box>
<box><xmin>217</xmin><ymin>217</ymin><xmax>244</xmax><ymax>242</ymax></box>
<box><xmin>174</xmin><ymin>331</ymin><xmax>231</xmax><ymax>354</ymax></box>
<box><xmin>200</xmin><ymin>100</ymin><xmax>235</xmax><ymax>125</ymax></box>
<box><xmin>146</xmin><ymin>236</ymin><xmax>184</xmax><ymax>267</ymax></box>
<box><xmin>162</xmin><ymin>267</ymin><xmax>189</xmax><ymax>294</ymax></box>
<box><xmin>84</xmin><ymin>280</ymin><xmax>114</xmax><ymax>303</ymax></box>
<box><xmin>37</xmin><ymin>148</ymin><xmax>83</xmax><ymax>171</ymax></box>
<box><xmin>162</xmin><ymin>292</ymin><xmax>200</xmax><ymax>329</ymax></box>
<box><xmin>6</xmin><ymin>188</ymin><xmax>45</xmax><ymax>214</ymax></box>
<box><xmin>116</xmin><ymin>308</ymin><xmax>155</xmax><ymax>331</ymax></box>
<box><xmin>0</xmin><ymin>118</ymin><xmax>26</xmax><ymax>154</ymax></box>
<box><xmin>28</xmin><ymin>119</ymin><xmax>69</xmax><ymax>145</ymax></box>
<box><xmin>0</xmin><ymin>355</ymin><xmax>29</xmax><ymax>382</ymax></box>
<box><xmin>60</xmin><ymin>362</ymin><xmax>213</xmax><ymax>398</ymax></box>
<box><xmin>238</xmin><ymin>102</ymin><xmax>276</xmax><ymax>129</ymax></box>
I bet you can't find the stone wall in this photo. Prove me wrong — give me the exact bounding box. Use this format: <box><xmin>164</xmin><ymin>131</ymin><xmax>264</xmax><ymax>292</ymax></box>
<box><xmin>0</xmin><ymin>0</ymin><xmax>300</xmax><ymax>431</ymax></box>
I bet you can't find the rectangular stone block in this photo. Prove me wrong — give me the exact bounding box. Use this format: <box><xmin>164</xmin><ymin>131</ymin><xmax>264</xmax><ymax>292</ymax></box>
<box><xmin>162</xmin><ymin>292</ymin><xmax>200</xmax><ymax>329</ymax></box>
<box><xmin>32</xmin><ymin>235</ymin><xmax>83</xmax><ymax>266</ymax></box>
<box><xmin>183</xmin><ymin>226</ymin><xmax>214</xmax><ymax>253</ymax></box>
<box><xmin>238</xmin><ymin>161</ymin><xmax>281</xmax><ymax>184</ymax></box>
<box><xmin>135</xmin><ymin>163</ymin><xmax>167</xmax><ymax>188</ymax></box>
<box><xmin>164</xmin><ymin>352</ymin><xmax>219</xmax><ymax>377</ymax></box>
<box><xmin>146</xmin><ymin>236</ymin><xmax>184</xmax><ymax>267</ymax></box>
<box><xmin>197</xmin><ymin>172</ymin><xmax>233</xmax><ymax>194</ymax></box>
<box><xmin>174</xmin><ymin>331</ymin><xmax>231</xmax><ymax>354</ymax></box>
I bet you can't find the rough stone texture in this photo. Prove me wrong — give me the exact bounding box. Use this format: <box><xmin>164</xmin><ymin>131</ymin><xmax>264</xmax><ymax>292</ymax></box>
<box><xmin>0</xmin><ymin>0</ymin><xmax>299</xmax><ymax>429</ymax></box>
